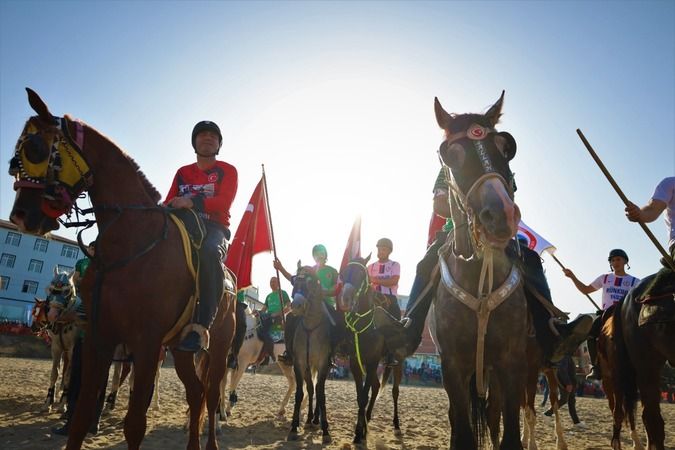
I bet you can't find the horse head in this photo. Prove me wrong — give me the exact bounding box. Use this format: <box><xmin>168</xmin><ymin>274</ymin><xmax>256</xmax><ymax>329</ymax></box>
<box><xmin>290</xmin><ymin>262</ymin><xmax>323</xmax><ymax>317</ymax></box>
<box><xmin>338</xmin><ymin>255</ymin><xmax>372</xmax><ymax>313</ymax></box>
<box><xmin>435</xmin><ymin>91</ymin><xmax>520</xmax><ymax>249</ymax></box>
<box><xmin>9</xmin><ymin>89</ymin><xmax>92</xmax><ymax>235</ymax></box>
<box><xmin>30</xmin><ymin>297</ymin><xmax>49</xmax><ymax>332</ymax></box>
<box><xmin>46</xmin><ymin>267</ymin><xmax>75</xmax><ymax>323</ymax></box>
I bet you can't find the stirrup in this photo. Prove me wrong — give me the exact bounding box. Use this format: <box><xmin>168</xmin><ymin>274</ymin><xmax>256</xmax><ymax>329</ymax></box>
<box><xmin>179</xmin><ymin>324</ymin><xmax>210</xmax><ymax>350</ymax></box>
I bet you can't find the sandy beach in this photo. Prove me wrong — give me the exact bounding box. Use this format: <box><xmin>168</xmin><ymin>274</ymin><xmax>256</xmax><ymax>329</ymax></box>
<box><xmin>0</xmin><ymin>357</ymin><xmax>673</xmax><ymax>449</ymax></box>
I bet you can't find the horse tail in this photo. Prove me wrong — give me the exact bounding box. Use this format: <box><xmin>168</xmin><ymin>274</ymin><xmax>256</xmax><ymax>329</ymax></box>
<box><xmin>612</xmin><ymin>297</ymin><xmax>638</xmax><ymax>421</ymax></box>
<box><xmin>470</xmin><ymin>373</ymin><xmax>488</xmax><ymax>448</ymax></box>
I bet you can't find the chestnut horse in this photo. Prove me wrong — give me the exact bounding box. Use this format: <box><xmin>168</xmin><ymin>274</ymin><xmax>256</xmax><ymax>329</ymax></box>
<box><xmin>430</xmin><ymin>92</ymin><xmax>527</xmax><ymax>450</ymax></box>
<box><xmin>339</xmin><ymin>256</ymin><xmax>403</xmax><ymax>443</ymax></box>
<box><xmin>614</xmin><ymin>275</ymin><xmax>674</xmax><ymax>450</ymax></box>
<box><xmin>8</xmin><ymin>89</ymin><xmax>236</xmax><ymax>450</ymax></box>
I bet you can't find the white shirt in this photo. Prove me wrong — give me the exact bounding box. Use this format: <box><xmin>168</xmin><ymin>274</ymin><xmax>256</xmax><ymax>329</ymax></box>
<box><xmin>652</xmin><ymin>176</ymin><xmax>675</xmax><ymax>250</ymax></box>
<box><xmin>367</xmin><ymin>259</ymin><xmax>400</xmax><ymax>296</ymax></box>
<box><xmin>591</xmin><ymin>273</ymin><xmax>640</xmax><ymax>310</ymax></box>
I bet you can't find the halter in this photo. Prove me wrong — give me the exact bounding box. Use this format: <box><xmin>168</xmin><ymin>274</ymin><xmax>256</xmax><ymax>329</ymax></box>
<box><xmin>342</xmin><ymin>261</ymin><xmax>375</xmax><ymax>375</ymax></box>
<box><xmin>9</xmin><ymin>117</ymin><xmax>92</xmax><ymax>219</ymax></box>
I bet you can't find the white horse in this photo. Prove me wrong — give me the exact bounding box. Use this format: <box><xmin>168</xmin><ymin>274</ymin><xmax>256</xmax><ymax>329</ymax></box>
<box><xmin>218</xmin><ymin>308</ymin><xmax>300</xmax><ymax>424</ymax></box>
<box><xmin>104</xmin><ymin>344</ymin><xmax>166</xmax><ymax>412</ymax></box>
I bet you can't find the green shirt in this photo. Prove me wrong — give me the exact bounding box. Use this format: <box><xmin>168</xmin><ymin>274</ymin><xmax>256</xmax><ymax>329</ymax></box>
<box><xmin>315</xmin><ymin>265</ymin><xmax>339</xmax><ymax>307</ymax></box>
<box><xmin>264</xmin><ymin>290</ymin><xmax>290</xmax><ymax>315</ymax></box>
<box><xmin>75</xmin><ymin>257</ymin><xmax>91</xmax><ymax>278</ymax></box>
<box><xmin>236</xmin><ymin>290</ymin><xmax>247</xmax><ymax>304</ymax></box>
<box><xmin>433</xmin><ymin>168</ymin><xmax>455</xmax><ymax>233</ymax></box>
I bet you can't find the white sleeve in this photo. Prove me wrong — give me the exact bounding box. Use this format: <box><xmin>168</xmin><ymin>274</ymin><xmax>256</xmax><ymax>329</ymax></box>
<box><xmin>589</xmin><ymin>274</ymin><xmax>605</xmax><ymax>290</ymax></box>
<box><xmin>652</xmin><ymin>177</ymin><xmax>675</xmax><ymax>204</ymax></box>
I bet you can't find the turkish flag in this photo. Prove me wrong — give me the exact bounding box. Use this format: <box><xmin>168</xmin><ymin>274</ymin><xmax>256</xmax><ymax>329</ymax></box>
<box><xmin>339</xmin><ymin>216</ymin><xmax>361</xmax><ymax>273</ymax></box>
<box><xmin>224</xmin><ymin>178</ymin><xmax>273</xmax><ymax>290</ymax></box>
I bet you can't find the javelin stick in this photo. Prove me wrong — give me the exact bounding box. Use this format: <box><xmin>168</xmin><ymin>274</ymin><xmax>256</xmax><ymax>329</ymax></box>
<box><xmin>576</xmin><ymin>129</ymin><xmax>675</xmax><ymax>271</ymax></box>
<box><xmin>261</xmin><ymin>165</ymin><xmax>286</xmax><ymax>327</ymax></box>
<box><xmin>548</xmin><ymin>253</ymin><xmax>602</xmax><ymax>311</ymax></box>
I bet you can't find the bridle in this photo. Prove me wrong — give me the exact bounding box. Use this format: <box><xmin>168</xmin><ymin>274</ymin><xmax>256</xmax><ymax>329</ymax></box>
<box><xmin>342</xmin><ymin>261</ymin><xmax>375</xmax><ymax>375</ymax></box>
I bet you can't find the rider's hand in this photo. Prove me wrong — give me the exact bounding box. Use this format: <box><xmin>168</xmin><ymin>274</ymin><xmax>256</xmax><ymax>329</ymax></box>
<box><xmin>168</xmin><ymin>197</ymin><xmax>194</xmax><ymax>209</ymax></box>
<box><xmin>625</xmin><ymin>202</ymin><xmax>641</xmax><ymax>222</ymax></box>
<box><xmin>562</xmin><ymin>268</ymin><xmax>573</xmax><ymax>278</ymax></box>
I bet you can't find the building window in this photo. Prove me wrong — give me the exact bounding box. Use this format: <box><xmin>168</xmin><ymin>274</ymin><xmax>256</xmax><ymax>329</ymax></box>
<box><xmin>34</xmin><ymin>239</ymin><xmax>49</xmax><ymax>252</ymax></box>
<box><xmin>5</xmin><ymin>232</ymin><xmax>21</xmax><ymax>246</ymax></box>
<box><xmin>57</xmin><ymin>265</ymin><xmax>74</xmax><ymax>273</ymax></box>
<box><xmin>0</xmin><ymin>276</ymin><xmax>9</xmax><ymax>290</ymax></box>
<box><xmin>22</xmin><ymin>280</ymin><xmax>38</xmax><ymax>294</ymax></box>
<box><xmin>61</xmin><ymin>245</ymin><xmax>79</xmax><ymax>259</ymax></box>
<box><xmin>28</xmin><ymin>259</ymin><xmax>44</xmax><ymax>273</ymax></box>
<box><xmin>0</xmin><ymin>253</ymin><xmax>16</xmax><ymax>268</ymax></box>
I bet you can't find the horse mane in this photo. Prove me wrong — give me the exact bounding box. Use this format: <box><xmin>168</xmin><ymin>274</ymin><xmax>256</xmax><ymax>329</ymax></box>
<box><xmin>64</xmin><ymin>115</ymin><xmax>161</xmax><ymax>203</ymax></box>
<box><xmin>601</xmin><ymin>313</ymin><xmax>614</xmax><ymax>337</ymax></box>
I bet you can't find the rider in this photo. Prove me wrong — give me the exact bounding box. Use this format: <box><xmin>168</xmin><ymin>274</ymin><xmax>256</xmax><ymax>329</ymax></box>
<box><xmin>375</xmin><ymin>159</ymin><xmax>593</xmax><ymax>364</ymax></box>
<box><xmin>258</xmin><ymin>276</ymin><xmax>291</xmax><ymax>359</ymax></box>
<box><xmin>367</xmin><ymin>238</ymin><xmax>402</xmax><ymax>366</ymax></box>
<box><xmin>165</xmin><ymin>120</ymin><xmax>238</xmax><ymax>352</ymax></box>
<box><xmin>227</xmin><ymin>290</ymin><xmax>249</xmax><ymax>369</ymax></box>
<box><xmin>275</xmin><ymin>244</ymin><xmax>341</xmax><ymax>365</ymax></box>
<box><xmin>625</xmin><ymin>176</ymin><xmax>675</xmax><ymax>297</ymax></box>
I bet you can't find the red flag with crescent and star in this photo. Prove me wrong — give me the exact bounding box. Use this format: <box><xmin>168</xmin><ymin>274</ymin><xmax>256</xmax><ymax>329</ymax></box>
<box><xmin>224</xmin><ymin>178</ymin><xmax>273</xmax><ymax>290</ymax></box>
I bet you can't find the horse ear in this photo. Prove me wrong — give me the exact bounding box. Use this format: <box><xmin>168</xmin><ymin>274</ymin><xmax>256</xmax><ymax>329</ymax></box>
<box><xmin>53</xmin><ymin>266</ymin><xmax>58</xmax><ymax>276</ymax></box>
<box><xmin>434</xmin><ymin>97</ymin><xmax>451</xmax><ymax>130</ymax></box>
<box><xmin>26</xmin><ymin>87</ymin><xmax>55</xmax><ymax>124</ymax></box>
<box><xmin>485</xmin><ymin>90</ymin><xmax>505</xmax><ymax>127</ymax></box>
<box><xmin>296</xmin><ymin>260</ymin><xmax>302</xmax><ymax>271</ymax></box>
<box><xmin>364</xmin><ymin>253</ymin><xmax>372</xmax><ymax>265</ymax></box>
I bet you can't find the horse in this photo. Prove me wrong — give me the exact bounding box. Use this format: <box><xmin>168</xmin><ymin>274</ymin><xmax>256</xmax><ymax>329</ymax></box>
<box><xmin>105</xmin><ymin>344</ymin><xmax>167</xmax><ymax>412</ymax></box>
<box><xmin>596</xmin><ymin>305</ymin><xmax>644</xmax><ymax>450</ymax></box>
<box><xmin>218</xmin><ymin>307</ymin><xmax>298</xmax><ymax>422</ymax></box>
<box><xmin>8</xmin><ymin>88</ymin><xmax>236</xmax><ymax>450</ymax></box>
<box><xmin>339</xmin><ymin>256</ymin><xmax>403</xmax><ymax>443</ymax></box>
<box><xmin>30</xmin><ymin>268</ymin><xmax>80</xmax><ymax>414</ymax></box>
<box><xmin>286</xmin><ymin>264</ymin><xmax>333</xmax><ymax>444</ymax></box>
<box><xmin>430</xmin><ymin>92</ymin><xmax>527</xmax><ymax>450</ymax></box>
<box><xmin>614</xmin><ymin>274</ymin><xmax>674</xmax><ymax>450</ymax></box>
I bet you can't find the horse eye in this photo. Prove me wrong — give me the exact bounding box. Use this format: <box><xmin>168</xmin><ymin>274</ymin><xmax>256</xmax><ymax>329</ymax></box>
<box><xmin>24</xmin><ymin>134</ymin><xmax>50</xmax><ymax>164</ymax></box>
<box><xmin>440</xmin><ymin>142</ymin><xmax>465</xmax><ymax>169</ymax></box>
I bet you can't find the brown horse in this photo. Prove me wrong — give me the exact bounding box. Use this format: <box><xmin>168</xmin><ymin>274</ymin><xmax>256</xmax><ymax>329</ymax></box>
<box><xmin>339</xmin><ymin>256</ymin><xmax>403</xmax><ymax>443</ymax></box>
<box><xmin>430</xmin><ymin>92</ymin><xmax>527</xmax><ymax>450</ymax></box>
<box><xmin>8</xmin><ymin>88</ymin><xmax>236</xmax><ymax>450</ymax></box>
<box><xmin>614</xmin><ymin>274</ymin><xmax>674</xmax><ymax>450</ymax></box>
<box><xmin>597</xmin><ymin>303</ymin><xmax>644</xmax><ymax>450</ymax></box>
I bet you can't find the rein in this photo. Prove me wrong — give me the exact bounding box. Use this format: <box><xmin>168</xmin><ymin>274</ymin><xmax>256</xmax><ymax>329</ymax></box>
<box><xmin>343</xmin><ymin>261</ymin><xmax>375</xmax><ymax>375</ymax></box>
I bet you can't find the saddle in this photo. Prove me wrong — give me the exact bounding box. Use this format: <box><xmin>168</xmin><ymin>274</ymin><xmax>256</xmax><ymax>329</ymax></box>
<box><xmin>638</xmin><ymin>269</ymin><xmax>675</xmax><ymax>327</ymax></box>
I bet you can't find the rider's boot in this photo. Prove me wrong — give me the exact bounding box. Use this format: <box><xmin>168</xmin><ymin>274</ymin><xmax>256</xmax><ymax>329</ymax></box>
<box><xmin>585</xmin><ymin>337</ymin><xmax>601</xmax><ymax>380</ymax></box>
<box><xmin>550</xmin><ymin>314</ymin><xmax>594</xmax><ymax>362</ymax></box>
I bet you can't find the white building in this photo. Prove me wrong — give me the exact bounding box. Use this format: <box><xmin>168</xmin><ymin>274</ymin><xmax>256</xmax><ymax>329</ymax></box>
<box><xmin>0</xmin><ymin>219</ymin><xmax>83</xmax><ymax>324</ymax></box>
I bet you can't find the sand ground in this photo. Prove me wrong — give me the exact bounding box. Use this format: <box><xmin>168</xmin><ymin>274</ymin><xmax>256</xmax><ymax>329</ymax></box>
<box><xmin>1</xmin><ymin>357</ymin><xmax>673</xmax><ymax>449</ymax></box>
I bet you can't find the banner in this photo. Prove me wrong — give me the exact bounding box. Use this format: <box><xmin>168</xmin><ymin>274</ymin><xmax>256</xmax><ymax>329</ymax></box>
<box><xmin>517</xmin><ymin>220</ymin><xmax>556</xmax><ymax>255</ymax></box>
<box><xmin>340</xmin><ymin>216</ymin><xmax>361</xmax><ymax>272</ymax></box>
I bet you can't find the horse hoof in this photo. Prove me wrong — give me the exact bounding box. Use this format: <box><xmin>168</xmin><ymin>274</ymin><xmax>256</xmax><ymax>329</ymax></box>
<box><xmin>287</xmin><ymin>431</ymin><xmax>299</xmax><ymax>441</ymax></box>
<box><xmin>322</xmin><ymin>434</ymin><xmax>332</xmax><ymax>444</ymax></box>
<box><xmin>394</xmin><ymin>428</ymin><xmax>402</xmax><ymax>437</ymax></box>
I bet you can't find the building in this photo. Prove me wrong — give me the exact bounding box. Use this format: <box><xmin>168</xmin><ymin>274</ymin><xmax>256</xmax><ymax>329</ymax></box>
<box><xmin>0</xmin><ymin>219</ymin><xmax>83</xmax><ymax>324</ymax></box>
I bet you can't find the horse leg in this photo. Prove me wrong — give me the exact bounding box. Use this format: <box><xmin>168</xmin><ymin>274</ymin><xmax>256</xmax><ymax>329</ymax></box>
<box><xmin>392</xmin><ymin>364</ymin><xmax>402</xmax><ymax>437</ymax></box>
<box><xmin>366</xmin><ymin>366</ymin><xmax>381</xmax><ymax>423</ymax></box>
<box><xmin>226</xmin><ymin>366</ymin><xmax>245</xmax><ymax>416</ymax></box>
<box><xmin>443</xmin><ymin>365</ymin><xmax>475</xmax><ymax>450</ymax></box>
<box><xmin>58</xmin><ymin>339</ymin><xmax>73</xmax><ymax>414</ymax></box>
<box><xmin>637</xmin><ymin>371</ymin><xmax>665</xmax><ymax>450</ymax></box>
<box><xmin>277</xmin><ymin>360</ymin><xmax>294</xmax><ymax>418</ymax></box>
<box><xmin>65</xmin><ymin>339</ymin><xmax>113</xmax><ymax>450</ymax></box>
<box><xmin>123</xmin><ymin>346</ymin><xmax>161</xmax><ymax>450</ymax></box>
<box><xmin>486</xmin><ymin>376</ymin><xmax>501</xmax><ymax>449</ymax></box>
<box><xmin>545</xmin><ymin>371</ymin><xmax>567</xmax><ymax>450</ymax></box>
<box><xmin>205</xmin><ymin>318</ymin><xmax>229</xmax><ymax>450</ymax></box>
<box><xmin>44</xmin><ymin>340</ymin><xmax>61</xmax><ymax>412</ymax></box>
<box><xmin>499</xmin><ymin>366</ymin><xmax>526</xmax><ymax>450</ymax></box>
<box><xmin>151</xmin><ymin>357</ymin><xmax>162</xmax><ymax>410</ymax></box>
<box><xmin>628</xmin><ymin>402</ymin><xmax>645</xmax><ymax>450</ymax></box>
<box><xmin>287</xmin><ymin>365</ymin><xmax>304</xmax><ymax>441</ymax></box>
<box><xmin>304</xmin><ymin>370</ymin><xmax>315</xmax><ymax>427</ymax></box>
<box><xmin>106</xmin><ymin>360</ymin><xmax>122</xmax><ymax>412</ymax></box>
<box><xmin>174</xmin><ymin>350</ymin><xmax>203</xmax><ymax>450</ymax></box>
<box><xmin>350</xmin><ymin>360</ymin><xmax>367</xmax><ymax>443</ymax></box>
<box><xmin>316</xmin><ymin>364</ymin><xmax>331</xmax><ymax>445</ymax></box>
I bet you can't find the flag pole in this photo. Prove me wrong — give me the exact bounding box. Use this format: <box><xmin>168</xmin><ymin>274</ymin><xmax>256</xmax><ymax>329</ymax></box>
<box><xmin>261</xmin><ymin>165</ymin><xmax>286</xmax><ymax>327</ymax></box>
<box><xmin>576</xmin><ymin>129</ymin><xmax>675</xmax><ymax>271</ymax></box>
<box><xmin>548</xmin><ymin>252</ymin><xmax>602</xmax><ymax>311</ymax></box>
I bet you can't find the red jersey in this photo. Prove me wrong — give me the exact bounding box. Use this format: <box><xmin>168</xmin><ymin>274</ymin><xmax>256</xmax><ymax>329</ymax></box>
<box><xmin>165</xmin><ymin>161</ymin><xmax>238</xmax><ymax>228</ymax></box>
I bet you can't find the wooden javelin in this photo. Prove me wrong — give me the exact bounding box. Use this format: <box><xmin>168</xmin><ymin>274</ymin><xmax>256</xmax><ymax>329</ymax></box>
<box><xmin>576</xmin><ymin>129</ymin><xmax>675</xmax><ymax>272</ymax></box>
<box><xmin>262</xmin><ymin>165</ymin><xmax>286</xmax><ymax>327</ymax></box>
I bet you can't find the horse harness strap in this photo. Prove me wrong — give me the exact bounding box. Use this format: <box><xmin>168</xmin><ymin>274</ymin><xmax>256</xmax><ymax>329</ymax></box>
<box><xmin>439</xmin><ymin>254</ymin><xmax>522</xmax><ymax>397</ymax></box>
<box><xmin>345</xmin><ymin>307</ymin><xmax>375</xmax><ymax>376</ymax></box>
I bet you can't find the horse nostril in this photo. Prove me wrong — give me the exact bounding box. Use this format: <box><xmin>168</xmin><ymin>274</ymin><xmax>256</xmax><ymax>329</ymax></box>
<box><xmin>479</xmin><ymin>208</ymin><xmax>494</xmax><ymax>226</ymax></box>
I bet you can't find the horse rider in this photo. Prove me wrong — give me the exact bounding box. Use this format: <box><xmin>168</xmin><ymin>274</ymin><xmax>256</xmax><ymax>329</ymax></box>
<box><xmin>257</xmin><ymin>276</ymin><xmax>291</xmax><ymax>361</ymax></box>
<box><xmin>367</xmin><ymin>238</ymin><xmax>402</xmax><ymax>366</ymax></box>
<box><xmin>375</xmin><ymin>161</ymin><xmax>593</xmax><ymax>365</ymax></box>
<box><xmin>625</xmin><ymin>176</ymin><xmax>675</xmax><ymax>293</ymax></box>
<box><xmin>165</xmin><ymin>120</ymin><xmax>238</xmax><ymax>352</ymax></box>
<box><xmin>274</xmin><ymin>244</ymin><xmax>342</xmax><ymax>365</ymax></box>
<box><xmin>563</xmin><ymin>249</ymin><xmax>639</xmax><ymax>379</ymax></box>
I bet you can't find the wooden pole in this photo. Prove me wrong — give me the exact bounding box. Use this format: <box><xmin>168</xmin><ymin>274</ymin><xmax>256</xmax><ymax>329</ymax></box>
<box><xmin>549</xmin><ymin>253</ymin><xmax>602</xmax><ymax>312</ymax></box>
<box><xmin>576</xmin><ymin>129</ymin><xmax>675</xmax><ymax>271</ymax></box>
<box><xmin>261</xmin><ymin>165</ymin><xmax>286</xmax><ymax>327</ymax></box>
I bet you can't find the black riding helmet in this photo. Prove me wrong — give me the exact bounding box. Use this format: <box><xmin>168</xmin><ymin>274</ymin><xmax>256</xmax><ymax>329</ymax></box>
<box><xmin>191</xmin><ymin>121</ymin><xmax>222</xmax><ymax>152</ymax></box>
<box><xmin>608</xmin><ymin>249</ymin><xmax>629</xmax><ymax>262</ymax></box>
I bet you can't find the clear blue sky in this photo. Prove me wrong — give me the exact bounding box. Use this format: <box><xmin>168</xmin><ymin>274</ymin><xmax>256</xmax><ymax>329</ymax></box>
<box><xmin>1</xmin><ymin>1</ymin><xmax>673</xmax><ymax>317</ymax></box>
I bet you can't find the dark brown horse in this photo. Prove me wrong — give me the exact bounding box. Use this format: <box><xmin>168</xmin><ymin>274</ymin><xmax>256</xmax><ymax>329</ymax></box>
<box><xmin>597</xmin><ymin>303</ymin><xmax>644</xmax><ymax>450</ymax></box>
<box><xmin>339</xmin><ymin>256</ymin><xmax>403</xmax><ymax>443</ymax></box>
<box><xmin>430</xmin><ymin>92</ymin><xmax>527</xmax><ymax>449</ymax></box>
<box><xmin>615</xmin><ymin>275</ymin><xmax>674</xmax><ymax>450</ymax></box>
<box><xmin>8</xmin><ymin>89</ymin><xmax>236</xmax><ymax>450</ymax></box>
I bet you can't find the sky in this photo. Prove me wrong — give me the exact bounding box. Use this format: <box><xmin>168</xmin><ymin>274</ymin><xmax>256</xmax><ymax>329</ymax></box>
<box><xmin>1</xmin><ymin>1</ymin><xmax>673</xmax><ymax>318</ymax></box>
